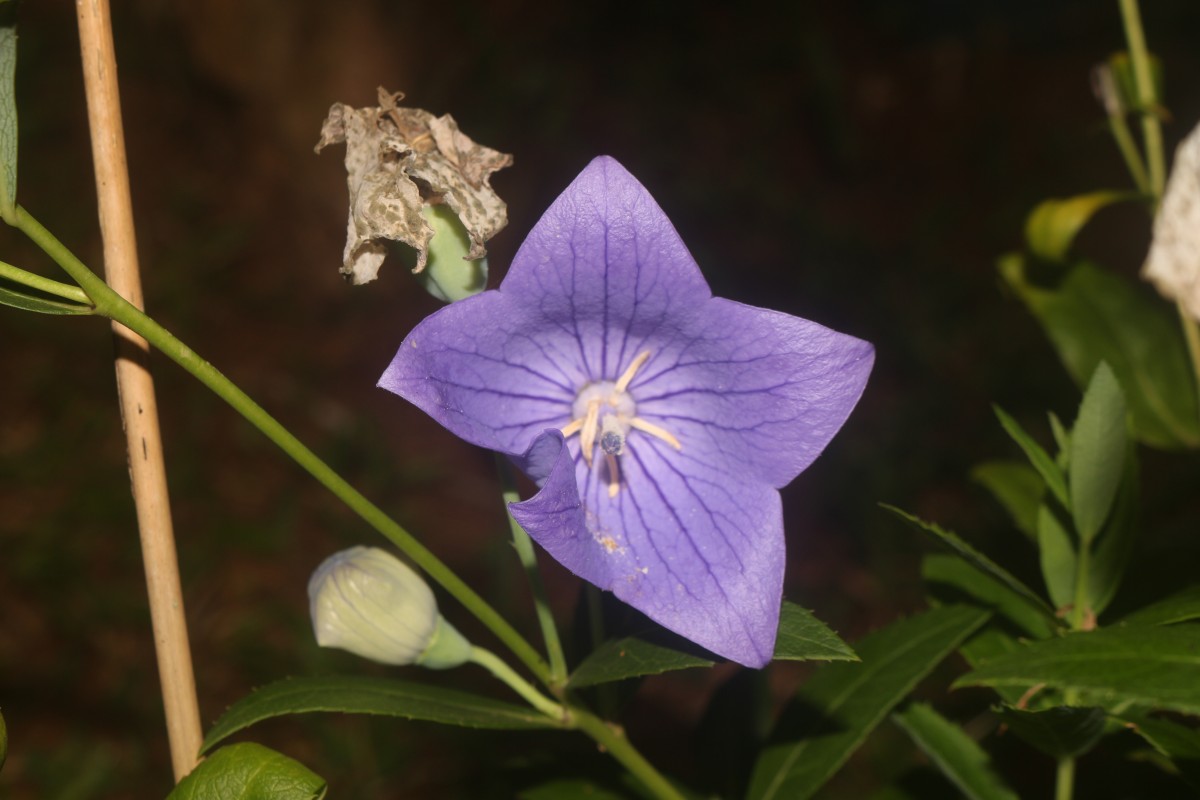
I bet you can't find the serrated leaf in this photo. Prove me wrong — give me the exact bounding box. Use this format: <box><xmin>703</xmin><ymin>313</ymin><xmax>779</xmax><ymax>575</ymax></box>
<box><xmin>1025</xmin><ymin>192</ymin><xmax>1138</xmax><ymax>263</ymax></box>
<box><xmin>1069</xmin><ymin>363</ymin><xmax>1128</xmax><ymax>543</ymax></box>
<box><xmin>958</xmin><ymin>628</ymin><xmax>1026</xmax><ymax>705</ymax></box>
<box><xmin>1037</xmin><ymin>503</ymin><xmax>1076</xmax><ymax>611</ymax></box>
<box><xmin>954</xmin><ymin>625</ymin><xmax>1200</xmax><ymax>714</ymax></box>
<box><xmin>923</xmin><ymin>554</ymin><xmax>1056</xmax><ymax>638</ymax></box>
<box><xmin>168</xmin><ymin>743</ymin><xmax>325</xmax><ymax>800</ymax></box>
<box><xmin>0</xmin><ymin>284</ymin><xmax>94</xmax><ymax>315</ymax></box>
<box><xmin>203</xmin><ymin>676</ymin><xmax>561</xmax><ymax>752</ymax></box>
<box><xmin>892</xmin><ymin>703</ymin><xmax>1019</xmax><ymax>800</ymax></box>
<box><xmin>883</xmin><ymin>505</ymin><xmax>1058</xmax><ymax>623</ymax></box>
<box><xmin>1120</xmin><ymin>585</ymin><xmax>1200</xmax><ymax>627</ymax></box>
<box><xmin>992</xmin><ymin>705</ymin><xmax>1106</xmax><ymax>759</ymax></box>
<box><xmin>567</xmin><ymin>603</ymin><xmax>854</xmax><ymax>688</ymax></box>
<box><xmin>971</xmin><ymin>460</ymin><xmax>1043</xmax><ymax>540</ymax></box>
<box><xmin>1085</xmin><ymin>446</ymin><xmax>1137</xmax><ymax>617</ymax></box>
<box><xmin>999</xmin><ymin>255</ymin><xmax>1200</xmax><ymax>449</ymax></box>
<box><xmin>992</xmin><ymin>406</ymin><xmax>1069</xmax><ymax>507</ymax></box>
<box><xmin>747</xmin><ymin>605</ymin><xmax>990</xmax><ymax>800</ymax></box>
<box><xmin>0</xmin><ymin>17</ymin><xmax>16</xmax><ymax>220</ymax></box>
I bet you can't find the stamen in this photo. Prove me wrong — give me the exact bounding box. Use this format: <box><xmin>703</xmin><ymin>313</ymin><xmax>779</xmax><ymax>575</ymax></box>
<box><xmin>605</xmin><ymin>452</ymin><xmax>621</xmax><ymax>498</ymax></box>
<box><xmin>560</xmin><ymin>417</ymin><xmax>584</xmax><ymax>438</ymax></box>
<box><xmin>580</xmin><ymin>399</ymin><xmax>601</xmax><ymax>467</ymax></box>
<box><xmin>614</xmin><ymin>350</ymin><xmax>652</xmax><ymax>394</ymax></box>
<box><xmin>629</xmin><ymin>417</ymin><xmax>683</xmax><ymax>450</ymax></box>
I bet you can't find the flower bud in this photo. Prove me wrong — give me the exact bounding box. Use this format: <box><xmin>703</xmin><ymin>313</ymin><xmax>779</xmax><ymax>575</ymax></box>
<box><xmin>308</xmin><ymin>546</ymin><xmax>471</xmax><ymax>669</ymax></box>
<box><xmin>415</xmin><ymin>204</ymin><xmax>489</xmax><ymax>303</ymax></box>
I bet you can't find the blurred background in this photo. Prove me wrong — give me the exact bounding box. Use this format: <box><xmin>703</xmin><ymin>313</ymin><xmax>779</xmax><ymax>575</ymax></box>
<box><xmin>2</xmin><ymin>0</ymin><xmax>1199</xmax><ymax>797</ymax></box>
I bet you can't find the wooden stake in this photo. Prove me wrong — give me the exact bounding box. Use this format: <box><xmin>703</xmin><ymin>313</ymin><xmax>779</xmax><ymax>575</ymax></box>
<box><xmin>75</xmin><ymin>0</ymin><xmax>203</xmax><ymax>781</ymax></box>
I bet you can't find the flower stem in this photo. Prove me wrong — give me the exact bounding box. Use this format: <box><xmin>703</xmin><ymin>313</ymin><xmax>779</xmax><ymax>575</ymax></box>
<box><xmin>572</xmin><ymin>709</ymin><xmax>688</xmax><ymax>800</ymax></box>
<box><xmin>0</xmin><ymin>259</ymin><xmax>92</xmax><ymax>304</ymax></box>
<box><xmin>11</xmin><ymin>204</ymin><xmax>551</xmax><ymax>684</ymax></box>
<box><xmin>495</xmin><ymin>455</ymin><xmax>568</xmax><ymax>688</ymax></box>
<box><xmin>469</xmin><ymin>646</ymin><xmax>565</xmax><ymax>720</ymax></box>
<box><xmin>1106</xmin><ymin>113</ymin><xmax>1149</xmax><ymax>195</ymax></box>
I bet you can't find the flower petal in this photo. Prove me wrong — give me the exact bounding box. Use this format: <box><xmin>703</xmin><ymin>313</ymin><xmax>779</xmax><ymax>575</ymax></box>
<box><xmin>510</xmin><ymin>430</ymin><xmax>784</xmax><ymax>668</ymax></box>
<box><xmin>499</xmin><ymin>156</ymin><xmax>713</xmax><ymax>382</ymax></box>
<box><xmin>631</xmin><ymin>298</ymin><xmax>874</xmax><ymax>488</ymax></box>
<box><xmin>379</xmin><ymin>290</ymin><xmax>583</xmax><ymax>453</ymax></box>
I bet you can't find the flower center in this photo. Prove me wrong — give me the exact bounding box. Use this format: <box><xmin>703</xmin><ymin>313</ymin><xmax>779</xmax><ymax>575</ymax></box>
<box><xmin>560</xmin><ymin>350</ymin><xmax>682</xmax><ymax>498</ymax></box>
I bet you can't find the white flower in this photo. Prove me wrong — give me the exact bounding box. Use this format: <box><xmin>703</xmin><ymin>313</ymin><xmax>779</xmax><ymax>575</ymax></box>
<box><xmin>308</xmin><ymin>546</ymin><xmax>471</xmax><ymax>668</ymax></box>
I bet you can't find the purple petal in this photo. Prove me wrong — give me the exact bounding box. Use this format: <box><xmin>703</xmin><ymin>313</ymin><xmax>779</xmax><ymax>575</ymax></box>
<box><xmin>631</xmin><ymin>298</ymin><xmax>874</xmax><ymax>488</ymax></box>
<box><xmin>510</xmin><ymin>430</ymin><xmax>784</xmax><ymax>668</ymax></box>
<box><xmin>499</xmin><ymin>157</ymin><xmax>713</xmax><ymax>382</ymax></box>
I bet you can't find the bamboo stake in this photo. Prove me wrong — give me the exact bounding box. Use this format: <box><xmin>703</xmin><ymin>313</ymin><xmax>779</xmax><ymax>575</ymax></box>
<box><xmin>75</xmin><ymin>0</ymin><xmax>203</xmax><ymax>781</ymax></box>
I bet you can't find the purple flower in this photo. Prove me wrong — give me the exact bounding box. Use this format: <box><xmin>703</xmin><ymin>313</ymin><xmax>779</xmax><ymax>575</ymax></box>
<box><xmin>380</xmin><ymin>157</ymin><xmax>873</xmax><ymax>667</ymax></box>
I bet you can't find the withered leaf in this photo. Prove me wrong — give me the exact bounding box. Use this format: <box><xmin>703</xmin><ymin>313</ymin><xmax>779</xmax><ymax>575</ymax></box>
<box><xmin>316</xmin><ymin>88</ymin><xmax>512</xmax><ymax>284</ymax></box>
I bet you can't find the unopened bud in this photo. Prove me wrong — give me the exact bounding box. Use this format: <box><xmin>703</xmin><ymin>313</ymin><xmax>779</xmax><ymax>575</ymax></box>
<box><xmin>308</xmin><ymin>546</ymin><xmax>471</xmax><ymax>669</ymax></box>
<box><xmin>416</xmin><ymin>204</ymin><xmax>489</xmax><ymax>302</ymax></box>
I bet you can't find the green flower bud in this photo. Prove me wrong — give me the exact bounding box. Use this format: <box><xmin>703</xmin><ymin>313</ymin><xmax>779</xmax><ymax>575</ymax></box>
<box><xmin>308</xmin><ymin>547</ymin><xmax>471</xmax><ymax>669</ymax></box>
<box><xmin>415</xmin><ymin>204</ymin><xmax>489</xmax><ymax>303</ymax></box>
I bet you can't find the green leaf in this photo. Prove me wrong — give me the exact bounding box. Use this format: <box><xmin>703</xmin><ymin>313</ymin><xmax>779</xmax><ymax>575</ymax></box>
<box><xmin>1120</xmin><ymin>585</ymin><xmax>1200</xmax><ymax>627</ymax></box>
<box><xmin>0</xmin><ymin>283</ymin><xmax>94</xmax><ymax>315</ymax></box>
<box><xmin>1085</xmin><ymin>446</ymin><xmax>1138</xmax><ymax>617</ymax></box>
<box><xmin>1024</xmin><ymin>192</ymin><xmax>1138</xmax><ymax>263</ymax></box>
<box><xmin>168</xmin><ymin>743</ymin><xmax>325</xmax><ymax>800</ymax></box>
<box><xmin>567</xmin><ymin>603</ymin><xmax>855</xmax><ymax>688</ymax></box>
<box><xmin>0</xmin><ymin>14</ymin><xmax>16</xmax><ymax>221</ymax></box>
<box><xmin>1069</xmin><ymin>363</ymin><xmax>1128</xmax><ymax>543</ymax></box>
<box><xmin>971</xmin><ymin>460</ymin><xmax>1043</xmax><ymax>540</ymax></box>
<box><xmin>1037</xmin><ymin>503</ymin><xmax>1076</xmax><ymax>611</ymax></box>
<box><xmin>992</xmin><ymin>705</ymin><xmax>1106</xmax><ymax>759</ymax></box>
<box><xmin>999</xmin><ymin>255</ymin><xmax>1200</xmax><ymax>449</ymax></box>
<box><xmin>892</xmin><ymin>703</ymin><xmax>1019</xmax><ymax>800</ymax></box>
<box><xmin>923</xmin><ymin>554</ymin><xmax>1056</xmax><ymax>638</ymax></box>
<box><xmin>992</xmin><ymin>406</ymin><xmax>1069</xmax><ymax>507</ymax></box>
<box><xmin>518</xmin><ymin>780</ymin><xmax>631</xmax><ymax>800</ymax></box>
<box><xmin>1047</xmin><ymin>413</ymin><xmax>1071</xmax><ymax>467</ymax></box>
<box><xmin>957</xmin><ymin>628</ymin><xmax>1026</xmax><ymax>705</ymax></box>
<box><xmin>203</xmin><ymin>676</ymin><xmax>561</xmax><ymax>752</ymax></box>
<box><xmin>954</xmin><ymin>625</ymin><xmax>1200</xmax><ymax>714</ymax></box>
<box><xmin>882</xmin><ymin>505</ymin><xmax>1058</xmax><ymax>622</ymax></box>
<box><xmin>746</xmin><ymin>604</ymin><xmax>990</xmax><ymax>800</ymax></box>
<box><xmin>1121</xmin><ymin>713</ymin><xmax>1200</xmax><ymax>790</ymax></box>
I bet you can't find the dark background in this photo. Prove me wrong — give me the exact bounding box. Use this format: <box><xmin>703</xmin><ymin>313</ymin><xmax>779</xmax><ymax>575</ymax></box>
<box><xmin>2</xmin><ymin>1</ymin><xmax>1199</xmax><ymax>797</ymax></box>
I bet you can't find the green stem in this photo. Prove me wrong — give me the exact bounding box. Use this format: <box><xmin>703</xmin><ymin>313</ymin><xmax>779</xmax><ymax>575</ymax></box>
<box><xmin>1055</xmin><ymin>756</ymin><xmax>1076</xmax><ymax>800</ymax></box>
<box><xmin>1070</xmin><ymin>537</ymin><xmax>1092</xmax><ymax>631</ymax></box>
<box><xmin>0</xmin><ymin>258</ymin><xmax>93</xmax><ymax>304</ymax></box>
<box><xmin>469</xmin><ymin>646</ymin><xmax>565</xmax><ymax>720</ymax></box>
<box><xmin>1106</xmin><ymin>114</ymin><xmax>1150</xmax><ymax>195</ymax></box>
<box><xmin>1118</xmin><ymin>0</ymin><xmax>1164</xmax><ymax>198</ymax></box>
<box><xmin>496</xmin><ymin>455</ymin><xmax>568</xmax><ymax>687</ymax></box>
<box><xmin>12</xmin><ymin>205</ymin><xmax>550</xmax><ymax>683</ymax></box>
<box><xmin>573</xmin><ymin>708</ymin><xmax>688</xmax><ymax>800</ymax></box>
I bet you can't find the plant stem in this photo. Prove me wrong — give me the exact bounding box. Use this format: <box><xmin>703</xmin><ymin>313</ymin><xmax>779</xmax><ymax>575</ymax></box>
<box><xmin>1055</xmin><ymin>756</ymin><xmax>1076</xmax><ymax>800</ymax></box>
<box><xmin>0</xmin><ymin>259</ymin><xmax>92</xmax><ymax>304</ymax></box>
<box><xmin>1106</xmin><ymin>114</ymin><xmax>1149</xmax><ymax>195</ymax></box>
<box><xmin>572</xmin><ymin>709</ymin><xmax>688</xmax><ymax>800</ymax></box>
<box><xmin>469</xmin><ymin>646</ymin><xmax>565</xmax><ymax>720</ymax></box>
<box><xmin>495</xmin><ymin>455</ymin><xmax>568</xmax><ymax>687</ymax></box>
<box><xmin>13</xmin><ymin>205</ymin><xmax>550</xmax><ymax>685</ymax></box>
